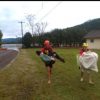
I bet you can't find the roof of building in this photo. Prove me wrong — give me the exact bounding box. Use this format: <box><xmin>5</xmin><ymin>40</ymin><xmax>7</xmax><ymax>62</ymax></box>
<box><xmin>84</xmin><ymin>30</ymin><xmax>100</xmax><ymax>39</ymax></box>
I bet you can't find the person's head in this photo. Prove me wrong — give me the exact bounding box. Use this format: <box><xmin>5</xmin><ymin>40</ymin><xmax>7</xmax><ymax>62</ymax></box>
<box><xmin>82</xmin><ymin>43</ymin><xmax>88</xmax><ymax>50</ymax></box>
<box><xmin>44</xmin><ymin>40</ymin><xmax>50</xmax><ymax>46</ymax></box>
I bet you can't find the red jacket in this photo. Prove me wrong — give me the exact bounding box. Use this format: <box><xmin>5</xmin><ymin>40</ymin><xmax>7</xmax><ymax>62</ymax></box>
<box><xmin>41</xmin><ymin>44</ymin><xmax>53</xmax><ymax>54</ymax></box>
<box><xmin>79</xmin><ymin>48</ymin><xmax>89</xmax><ymax>56</ymax></box>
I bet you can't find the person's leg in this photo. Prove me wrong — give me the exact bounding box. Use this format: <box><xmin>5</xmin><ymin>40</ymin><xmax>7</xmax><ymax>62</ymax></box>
<box><xmin>80</xmin><ymin>71</ymin><xmax>84</xmax><ymax>82</ymax></box>
<box><xmin>47</xmin><ymin>66</ymin><xmax>52</xmax><ymax>84</ymax></box>
<box><xmin>87</xmin><ymin>70</ymin><xmax>94</xmax><ymax>84</ymax></box>
<box><xmin>80</xmin><ymin>67</ymin><xmax>84</xmax><ymax>82</ymax></box>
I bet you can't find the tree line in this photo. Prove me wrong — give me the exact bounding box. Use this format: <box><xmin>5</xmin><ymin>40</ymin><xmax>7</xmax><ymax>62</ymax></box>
<box><xmin>1</xmin><ymin>15</ymin><xmax>100</xmax><ymax>48</ymax></box>
<box><xmin>22</xmin><ymin>18</ymin><xmax>100</xmax><ymax>48</ymax></box>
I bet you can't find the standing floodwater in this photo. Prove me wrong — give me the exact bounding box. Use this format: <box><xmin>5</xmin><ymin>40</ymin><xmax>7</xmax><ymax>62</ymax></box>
<box><xmin>1</xmin><ymin>44</ymin><xmax>22</xmax><ymax>51</ymax></box>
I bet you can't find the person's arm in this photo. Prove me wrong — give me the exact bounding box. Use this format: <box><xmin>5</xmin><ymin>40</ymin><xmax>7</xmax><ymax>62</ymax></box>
<box><xmin>79</xmin><ymin>49</ymin><xmax>84</xmax><ymax>56</ymax></box>
<box><xmin>41</xmin><ymin>48</ymin><xmax>45</xmax><ymax>53</ymax></box>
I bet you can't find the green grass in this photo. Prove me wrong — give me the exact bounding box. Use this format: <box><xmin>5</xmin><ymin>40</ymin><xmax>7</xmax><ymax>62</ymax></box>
<box><xmin>0</xmin><ymin>48</ymin><xmax>100</xmax><ymax>100</ymax></box>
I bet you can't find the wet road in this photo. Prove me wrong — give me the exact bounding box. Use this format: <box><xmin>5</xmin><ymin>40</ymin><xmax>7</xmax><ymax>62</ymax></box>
<box><xmin>0</xmin><ymin>50</ymin><xmax>18</xmax><ymax>69</ymax></box>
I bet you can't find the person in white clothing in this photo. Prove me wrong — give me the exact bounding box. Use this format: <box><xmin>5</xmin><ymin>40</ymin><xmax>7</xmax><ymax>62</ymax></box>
<box><xmin>77</xmin><ymin>43</ymin><xmax>98</xmax><ymax>85</ymax></box>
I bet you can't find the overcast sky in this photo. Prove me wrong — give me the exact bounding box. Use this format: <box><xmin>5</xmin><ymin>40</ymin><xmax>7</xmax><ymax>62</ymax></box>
<box><xmin>0</xmin><ymin>1</ymin><xmax>100</xmax><ymax>39</ymax></box>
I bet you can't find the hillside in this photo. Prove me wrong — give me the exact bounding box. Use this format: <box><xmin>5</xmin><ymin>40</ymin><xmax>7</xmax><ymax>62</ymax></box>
<box><xmin>2</xmin><ymin>38</ymin><xmax>22</xmax><ymax>44</ymax></box>
<box><xmin>2</xmin><ymin>18</ymin><xmax>100</xmax><ymax>45</ymax></box>
<box><xmin>32</xmin><ymin>18</ymin><xmax>100</xmax><ymax>46</ymax></box>
<box><xmin>72</xmin><ymin>18</ymin><xmax>100</xmax><ymax>31</ymax></box>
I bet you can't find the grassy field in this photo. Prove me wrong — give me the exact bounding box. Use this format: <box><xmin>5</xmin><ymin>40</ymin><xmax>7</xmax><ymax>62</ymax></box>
<box><xmin>0</xmin><ymin>48</ymin><xmax>100</xmax><ymax>100</ymax></box>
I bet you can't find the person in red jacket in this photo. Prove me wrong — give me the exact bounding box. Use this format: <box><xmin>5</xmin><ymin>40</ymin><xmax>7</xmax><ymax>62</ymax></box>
<box><xmin>41</xmin><ymin>40</ymin><xmax>65</xmax><ymax>62</ymax></box>
<box><xmin>36</xmin><ymin>40</ymin><xmax>65</xmax><ymax>84</ymax></box>
<box><xmin>41</xmin><ymin>40</ymin><xmax>53</xmax><ymax>55</ymax></box>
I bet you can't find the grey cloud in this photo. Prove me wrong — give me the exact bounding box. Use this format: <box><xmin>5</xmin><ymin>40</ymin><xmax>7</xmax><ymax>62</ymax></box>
<box><xmin>0</xmin><ymin>20</ymin><xmax>23</xmax><ymax>38</ymax></box>
<box><xmin>0</xmin><ymin>19</ymin><xmax>31</xmax><ymax>39</ymax></box>
<box><xmin>0</xmin><ymin>7</ymin><xmax>15</xmax><ymax>20</ymax></box>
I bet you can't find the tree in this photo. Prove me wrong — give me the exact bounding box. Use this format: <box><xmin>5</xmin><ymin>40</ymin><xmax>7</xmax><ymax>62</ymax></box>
<box><xmin>26</xmin><ymin>14</ymin><xmax>36</xmax><ymax>35</ymax></box>
<box><xmin>0</xmin><ymin>30</ymin><xmax>3</xmax><ymax>47</ymax></box>
<box><xmin>26</xmin><ymin>14</ymin><xmax>48</xmax><ymax>35</ymax></box>
<box><xmin>34</xmin><ymin>22</ymin><xmax>48</xmax><ymax>34</ymax></box>
<box><xmin>23</xmin><ymin>32</ymin><xmax>33</xmax><ymax>48</ymax></box>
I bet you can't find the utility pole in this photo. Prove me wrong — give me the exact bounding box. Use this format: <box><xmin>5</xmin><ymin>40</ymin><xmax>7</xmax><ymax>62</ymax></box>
<box><xmin>18</xmin><ymin>21</ymin><xmax>25</xmax><ymax>48</ymax></box>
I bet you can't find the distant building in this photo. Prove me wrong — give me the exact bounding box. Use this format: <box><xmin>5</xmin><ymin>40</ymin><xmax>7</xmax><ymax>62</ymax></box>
<box><xmin>84</xmin><ymin>30</ymin><xmax>100</xmax><ymax>49</ymax></box>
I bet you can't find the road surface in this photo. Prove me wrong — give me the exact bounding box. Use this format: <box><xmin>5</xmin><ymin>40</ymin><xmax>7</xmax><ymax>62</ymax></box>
<box><xmin>0</xmin><ymin>50</ymin><xmax>18</xmax><ymax>69</ymax></box>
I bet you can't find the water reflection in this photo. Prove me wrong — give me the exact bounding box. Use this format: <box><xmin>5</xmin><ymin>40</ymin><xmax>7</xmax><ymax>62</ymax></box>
<box><xmin>1</xmin><ymin>44</ymin><xmax>22</xmax><ymax>51</ymax></box>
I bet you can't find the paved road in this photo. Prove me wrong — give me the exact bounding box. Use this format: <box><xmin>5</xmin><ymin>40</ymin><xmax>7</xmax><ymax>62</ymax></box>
<box><xmin>0</xmin><ymin>50</ymin><xmax>18</xmax><ymax>69</ymax></box>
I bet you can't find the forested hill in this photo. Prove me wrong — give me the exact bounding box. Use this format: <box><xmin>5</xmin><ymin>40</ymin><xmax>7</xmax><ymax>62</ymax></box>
<box><xmin>2</xmin><ymin>38</ymin><xmax>22</xmax><ymax>44</ymax></box>
<box><xmin>72</xmin><ymin>18</ymin><xmax>100</xmax><ymax>31</ymax></box>
<box><xmin>2</xmin><ymin>18</ymin><xmax>100</xmax><ymax>46</ymax></box>
<box><xmin>33</xmin><ymin>18</ymin><xmax>100</xmax><ymax>47</ymax></box>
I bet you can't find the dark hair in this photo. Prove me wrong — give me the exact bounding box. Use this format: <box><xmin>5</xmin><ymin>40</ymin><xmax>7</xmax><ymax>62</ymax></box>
<box><xmin>36</xmin><ymin>51</ymin><xmax>41</xmax><ymax>56</ymax></box>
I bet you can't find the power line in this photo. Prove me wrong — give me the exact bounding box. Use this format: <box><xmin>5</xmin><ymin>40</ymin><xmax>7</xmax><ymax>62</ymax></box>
<box><xmin>42</xmin><ymin>1</ymin><xmax>43</xmax><ymax>9</ymax></box>
<box><xmin>35</xmin><ymin>1</ymin><xmax>44</xmax><ymax>17</ymax></box>
<box><xmin>36</xmin><ymin>1</ymin><xmax>62</xmax><ymax>23</ymax></box>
